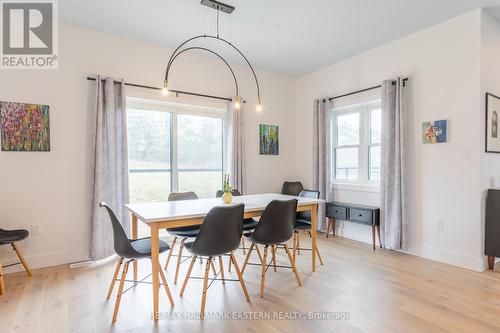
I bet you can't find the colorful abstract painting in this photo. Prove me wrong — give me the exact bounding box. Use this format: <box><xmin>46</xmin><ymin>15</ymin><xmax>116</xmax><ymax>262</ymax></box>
<box><xmin>422</xmin><ymin>119</ymin><xmax>447</xmax><ymax>144</ymax></box>
<box><xmin>0</xmin><ymin>102</ymin><xmax>50</xmax><ymax>151</ymax></box>
<box><xmin>259</xmin><ymin>124</ymin><xmax>279</xmax><ymax>155</ymax></box>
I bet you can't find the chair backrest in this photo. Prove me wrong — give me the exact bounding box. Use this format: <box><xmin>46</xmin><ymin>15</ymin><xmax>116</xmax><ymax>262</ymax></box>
<box><xmin>296</xmin><ymin>190</ymin><xmax>320</xmax><ymax>222</ymax></box>
<box><xmin>168</xmin><ymin>191</ymin><xmax>198</xmax><ymax>201</ymax></box>
<box><xmin>188</xmin><ymin>204</ymin><xmax>245</xmax><ymax>257</ymax></box>
<box><xmin>99</xmin><ymin>202</ymin><xmax>135</xmax><ymax>258</ymax></box>
<box><xmin>251</xmin><ymin>199</ymin><xmax>298</xmax><ymax>244</ymax></box>
<box><xmin>215</xmin><ymin>189</ymin><xmax>241</xmax><ymax>198</ymax></box>
<box><xmin>281</xmin><ymin>181</ymin><xmax>304</xmax><ymax>196</ymax></box>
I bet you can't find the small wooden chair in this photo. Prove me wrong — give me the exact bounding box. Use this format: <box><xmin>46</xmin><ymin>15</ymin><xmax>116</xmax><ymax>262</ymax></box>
<box><xmin>0</xmin><ymin>228</ymin><xmax>32</xmax><ymax>295</ymax></box>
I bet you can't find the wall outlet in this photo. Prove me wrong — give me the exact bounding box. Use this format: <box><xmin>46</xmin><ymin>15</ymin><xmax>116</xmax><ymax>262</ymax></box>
<box><xmin>436</xmin><ymin>220</ymin><xmax>445</xmax><ymax>232</ymax></box>
<box><xmin>31</xmin><ymin>224</ymin><xmax>41</xmax><ymax>236</ymax></box>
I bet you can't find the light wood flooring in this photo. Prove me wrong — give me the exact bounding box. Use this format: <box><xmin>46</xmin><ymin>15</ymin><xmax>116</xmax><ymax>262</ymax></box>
<box><xmin>2</xmin><ymin>235</ymin><xmax>500</xmax><ymax>333</ymax></box>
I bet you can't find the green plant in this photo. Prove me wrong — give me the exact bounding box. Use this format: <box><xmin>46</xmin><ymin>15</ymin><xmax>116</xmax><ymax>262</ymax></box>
<box><xmin>223</xmin><ymin>174</ymin><xmax>232</xmax><ymax>193</ymax></box>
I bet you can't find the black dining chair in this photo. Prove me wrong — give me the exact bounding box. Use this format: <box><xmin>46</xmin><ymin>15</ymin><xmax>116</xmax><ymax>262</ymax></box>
<box><xmin>0</xmin><ymin>228</ymin><xmax>32</xmax><ymax>295</ymax></box>
<box><xmin>216</xmin><ymin>189</ymin><xmax>259</xmax><ymax>258</ymax></box>
<box><xmin>292</xmin><ymin>190</ymin><xmax>324</xmax><ymax>266</ymax></box>
<box><xmin>180</xmin><ymin>204</ymin><xmax>250</xmax><ymax>319</ymax></box>
<box><xmin>241</xmin><ymin>199</ymin><xmax>302</xmax><ymax>298</ymax></box>
<box><xmin>163</xmin><ymin>191</ymin><xmax>204</xmax><ymax>284</ymax></box>
<box><xmin>100</xmin><ymin>202</ymin><xmax>174</xmax><ymax>323</ymax></box>
<box><xmin>281</xmin><ymin>181</ymin><xmax>304</xmax><ymax>196</ymax></box>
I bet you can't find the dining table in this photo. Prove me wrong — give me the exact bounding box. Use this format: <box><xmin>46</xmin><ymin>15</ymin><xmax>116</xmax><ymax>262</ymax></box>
<box><xmin>125</xmin><ymin>193</ymin><xmax>324</xmax><ymax>320</ymax></box>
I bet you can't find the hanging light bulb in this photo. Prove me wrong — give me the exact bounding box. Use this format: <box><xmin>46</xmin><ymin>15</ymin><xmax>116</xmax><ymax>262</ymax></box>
<box><xmin>256</xmin><ymin>100</ymin><xmax>263</xmax><ymax>112</ymax></box>
<box><xmin>161</xmin><ymin>80</ymin><xmax>169</xmax><ymax>96</ymax></box>
<box><xmin>234</xmin><ymin>96</ymin><xmax>241</xmax><ymax>110</ymax></box>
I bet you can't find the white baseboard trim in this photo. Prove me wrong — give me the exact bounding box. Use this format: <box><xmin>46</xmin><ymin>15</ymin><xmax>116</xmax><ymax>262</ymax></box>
<box><xmin>2</xmin><ymin>248</ymin><xmax>88</xmax><ymax>275</ymax></box>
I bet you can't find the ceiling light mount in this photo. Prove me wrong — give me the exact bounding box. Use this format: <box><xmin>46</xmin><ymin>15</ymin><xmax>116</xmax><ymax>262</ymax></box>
<box><xmin>200</xmin><ymin>0</ymin><xmax>235</xmax><ymax>14</ymax></box>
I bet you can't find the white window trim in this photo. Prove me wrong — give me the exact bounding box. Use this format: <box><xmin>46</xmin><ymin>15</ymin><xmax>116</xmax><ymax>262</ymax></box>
<box><xmin>331</xmin><ymin>99</ymin><xmax>381</xmax><ymax>189</ymax></box>
<box><xmin>126</xmin><ymin>96</ymin><xmax>226</xmax><ymax>195</ymax></box>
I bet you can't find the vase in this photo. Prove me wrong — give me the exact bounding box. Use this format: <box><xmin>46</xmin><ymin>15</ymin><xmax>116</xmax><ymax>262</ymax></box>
<box><xmin>222</xmin><ymin>192</ymin><xmax>233</xmax><ymax>203</ymax></box>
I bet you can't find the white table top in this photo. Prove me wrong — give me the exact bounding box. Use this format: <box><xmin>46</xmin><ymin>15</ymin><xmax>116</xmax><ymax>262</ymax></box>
<box><xmin>126</xmin><ymin>193</ymin><xmax>324</xmax><ymax>223</ymax></box>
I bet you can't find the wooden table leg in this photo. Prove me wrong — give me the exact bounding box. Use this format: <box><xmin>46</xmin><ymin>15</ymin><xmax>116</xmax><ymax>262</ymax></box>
<box><xmin>311</xmin><ymin>204</ymin><xmax>317</xmax><ymax>272</ymax></box>
<box><xmin>131</xmin><ymin>214</ymin><xmax>138</xmax><ymax>281</ymax></box>
<box><xmin>376</xmin><ymin>224</ymin><xmax>382</xmax><ymax>248</ymax></box>
<box><xmin>0</xmin><ymin>258</ymin><xmax>4</xmax><ymax>295</ymax></box>
<box><xmin>489</xmin><ymin>256</ymin><xmax>495</xmax><ymax>270</ymax></box>
<box><xmin>151</xmin><ymin>224</ymin><xmax>160</xmax><ymax>320</ymax></box>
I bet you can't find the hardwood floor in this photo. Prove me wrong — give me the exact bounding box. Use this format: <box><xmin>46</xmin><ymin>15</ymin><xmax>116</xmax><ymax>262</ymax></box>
<box><xmin>2</xmin><ymin>235</ymin><xmax>500</xmax><ymax>333</ymax></box>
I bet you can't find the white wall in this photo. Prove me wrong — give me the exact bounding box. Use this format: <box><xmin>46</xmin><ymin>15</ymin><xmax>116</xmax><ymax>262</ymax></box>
<box><xmin>0</xmin><ymin>24</ymin><xmax>298</xmax><ymax>271</ymax></box>
<box><xmin>295</xmin><ymin>10</ymin><xmax>487</xmax><ymax>271</ymax></box>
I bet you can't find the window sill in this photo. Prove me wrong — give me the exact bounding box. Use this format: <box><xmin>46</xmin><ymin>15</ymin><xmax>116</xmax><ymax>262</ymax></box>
<box><xmin>332</xmin><ymin>183</ymin><xmax>380</xmax><ymax>193</ymax></box>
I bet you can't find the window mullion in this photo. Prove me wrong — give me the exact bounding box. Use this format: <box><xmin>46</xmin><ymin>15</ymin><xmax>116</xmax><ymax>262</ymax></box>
<box><xmin>171</xmin><ymin>112</ymin><xmax>179</xmax><ymax>192</ymax></box>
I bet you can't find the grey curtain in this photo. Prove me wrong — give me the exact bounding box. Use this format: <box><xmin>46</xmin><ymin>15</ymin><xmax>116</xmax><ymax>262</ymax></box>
<box><xmin>313</xmin><ymin>98</ymin><xmax>333</xmax><ymax>231</ymax></box>
<box><xmin>89</xmin><ymin>76</ymin><xmax>130</xmax><ymax>260</ymax></box>
<box><xmin>225</xmin><ymin>98</ymin><xmax>246</xmax><ymax>194</ymax></box>
<box><xmin>380</xmin><ymin>77</ymin><xmax>407</xmax><ymax>250</ymax></box>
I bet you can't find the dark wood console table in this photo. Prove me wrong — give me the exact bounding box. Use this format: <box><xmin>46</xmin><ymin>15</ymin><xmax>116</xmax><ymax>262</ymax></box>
<box><xmin>325</xmin><ymin>201</ymin><xmax>381</xmax><ymax>250</ymax></box>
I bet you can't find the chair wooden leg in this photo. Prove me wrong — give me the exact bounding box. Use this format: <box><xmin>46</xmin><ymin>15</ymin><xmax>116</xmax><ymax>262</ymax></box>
<box><xmin>260</xmin><ymin>246</ymin><xmax>269</xmax><ymax>298</ymax></box>
<box><xmin>210</xmin><ymin>260</ymin><xmax>217</xmax><ymax>276</ymax></box>
<box><xmin>158</xmin><ymin>263</ymin><xmax>174</xmax><ymax>307</ymax></box>
<box><xmin>326</xmin><ymin>218</ymin><xmax>331</xmax><ymax>238</ymax></box>
<box><xmin>293</xmin><ymin>232</ymin><xmax>297</xmax><ymax>264</ymax></box>
<box><xmin>112</xmin><ymin>261</ymin><xmax>129</xmax><ymax>323</ymax></box>
<box><xmin>230</xmin><ymin>254</ymin><xmax>250</xmax><ymax>302</ymax></box>
<box><xmin>283</xmin><ymin>244</ymin><xmax>302</xmax><ymax>287</ymax></box>
<box><xmin>372</xmin><ymin>225</ymin><xmax>376</xmax><ymax>251</ymax></box>
<box><xmin>272</xmin><ymin>245</ymin><xmax>277</xmax><ymax>272</ymax></box>
<box><xmin>241</xmin><ymin>242</ymin><xmax>254</xmax><ymax>274</ymax></box>
<box><xmin>228</xmin><ymin>256</ymin><xmax>232</xmax><ymax>272</ymax></box>
<box><xmin>218</xmin><ymin>256</ymin><xmax>225</xmax><ymax>284</ymax></box>
<box><xmin>376</xmin><ymin>224</ymin><xmax>382</xmax><ymax>248</ymax></box>
<box><xmin>0</xmin><ymin>258</ymin><xmax>4</xmax><ymax>296</ymax></box>
<box><xmin>165</xmin><ymin>236</ymin><xmax>177</xmax><ymax>270</ymax></box>
<box><xmin>180</xmin><ymin>256</ymin><xmax>197</xmax><ymax>297</ymax></box>
<box><xmin>241</xmin><ymin>238</ymin><xmax>246</xmax><ymax>255</ymax></box>
<box><xmin>106</xmin><ymin>258</ymin><xmax>123</xmax><ymax>300</ymax></box>
<box><xmin>254</xmin><ymin>243</ymin><xmax>263</xmax><ymax>263</ymax></box>
<box><xmin>297</xmin><ymin>234</ymin><xmax>301</xmax><ymax>255</ymax></box>
<box><xmin>174</xmin><ymin>238</ymin><xmax>185</xmax><ymax>284</ymax></box>
<box><xmin>200</xmin><ymin>258</ymin><xmax>211</xmax><ymax>320</ymax></box>
<box><xmin>11</xmin><ymin>243</ymin><xmax>32</xmax><ymax>276</ymax></box>
<box><xmin>315</xmin><ymin>243</ymin><xmax>324</xmax><ymax>266</ymax></box>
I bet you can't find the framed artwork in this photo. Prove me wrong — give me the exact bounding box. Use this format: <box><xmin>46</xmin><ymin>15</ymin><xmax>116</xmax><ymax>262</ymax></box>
<box><xmin>0</xmin><ymin>101</ymin><xmax>50</xmax><ymax>151</ymax></box>
<box><xmin>259</xmin><ymin>124</ymin><xmax>279</xmax><ymax>155</ymax></box>
<box><xmin>486</xmin><ymin>93</ymin><xmax>500</xmax><ymax>153</ymax></box>
<box><xmin>422</xmin><ymin>120</ymin><xmax>447</xmax><ymax>144</ymax></box>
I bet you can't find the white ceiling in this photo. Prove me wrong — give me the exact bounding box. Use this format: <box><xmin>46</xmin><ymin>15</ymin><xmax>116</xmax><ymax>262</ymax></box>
<box><xmin>60</xmin><ymin>0</ymin><xmax>500</xmax><ymax>76</ymax></box>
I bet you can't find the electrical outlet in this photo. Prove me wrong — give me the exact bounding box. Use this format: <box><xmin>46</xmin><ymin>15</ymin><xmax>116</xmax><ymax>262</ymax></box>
<box><xmin>31</xmin><ymin>224</ymin><xmax>41</xmax><ymax>236</ymax></box>
<box><xmin>436</xmin><ymin>220</ymin><xmax>445</xmax><ymax>232</ymax></box>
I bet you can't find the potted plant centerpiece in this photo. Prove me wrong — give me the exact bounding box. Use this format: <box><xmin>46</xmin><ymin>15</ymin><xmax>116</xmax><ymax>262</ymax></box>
<box><xmin>222</xmin><ymin>174</ymin><xmax>233</xmax><ymax>203</ymax></box>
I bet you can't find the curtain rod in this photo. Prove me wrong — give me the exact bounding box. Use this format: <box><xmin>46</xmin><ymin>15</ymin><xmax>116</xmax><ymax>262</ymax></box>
<box><xmin>86</xmin><ymin>77</ymin><xmax>233</xmax><ymax>102</ymax></box>
<box><xmin>328</xmin><ymin>77</ymin><xmax>409</xmax><ymax>101</ymax></box>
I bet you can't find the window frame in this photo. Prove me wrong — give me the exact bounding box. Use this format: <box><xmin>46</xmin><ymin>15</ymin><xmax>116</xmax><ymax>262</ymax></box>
<box><xmin>126</xmin><ymin>97</ymin><xmax>226</xmax><ymax>199</ymax></box>
<box><xmin>331</xmin><ymin>99</ymin><xmax>381</xmax><ymax>187</ymax></box>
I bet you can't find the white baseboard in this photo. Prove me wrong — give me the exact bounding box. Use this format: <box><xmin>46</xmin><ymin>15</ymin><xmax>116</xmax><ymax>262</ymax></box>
<box><xmin>2</xmin><ymin>248</ymin><xmax>88</xmax><ymax>275</ymax></box>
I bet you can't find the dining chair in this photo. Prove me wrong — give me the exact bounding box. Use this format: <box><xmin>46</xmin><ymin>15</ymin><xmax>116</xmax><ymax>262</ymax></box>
<box><xmin>100</xmin><ymin>202</ymin><xmax>174</xmax><ymax>323</ymax></box>
<box><xmin>215</xmin><ymin>189</ymin><xmax>259</xmax><ymax>259</ymax></box>
<box><xmin>241</xmin><ymin>199</ymin><xmax>302</xmax><ymax>298</ymax></box>
<box><xmin>281</xmin><ymin>181</ymin><xmax>304</xmax><ymax>196</ymax></box>
<box><xmin>180</xmin><ymin>204</ymin><xmax>250</xmax><ymax>319</ymax></box>
<box><xmin>0</xmin><ymin>228</ymin><xmax>32</xmax><ymax>295</ymax></box>
<box><xmin>292</xmin><ymin>190</ymin><xmax>324</xmax><ymax>266</ymax></box>
<box><xmin>164</xmin><ymin>191</ymin><xmax>204</xmax><ymax>284</ymax></box>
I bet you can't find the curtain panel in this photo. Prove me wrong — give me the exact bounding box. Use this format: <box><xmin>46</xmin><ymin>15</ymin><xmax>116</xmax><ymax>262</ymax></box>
<box><xmin>313</xmin><ymin>98</ymin><xmax>333</xmax><ymax>231</ymax></box>
<box><xmin>380</xmin><ymin>77</ymin><xmax>407</xmax><ymax>250</ymax></box>
<box><xmin>89</xmin><ymin>76</ymin><xmax>130</xmax><ymax>261</ymax></box>
<box><xmin>225</xmin><ymin>98</ymin><xmax>247</xmax><ymax>194</ymax></box>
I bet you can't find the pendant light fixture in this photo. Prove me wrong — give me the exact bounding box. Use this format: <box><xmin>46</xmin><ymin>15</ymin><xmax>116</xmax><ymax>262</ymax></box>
<box><xmin>162</xmin><ymin>0</ymin><xmax>263</xmax><ymax>111</ymax></box>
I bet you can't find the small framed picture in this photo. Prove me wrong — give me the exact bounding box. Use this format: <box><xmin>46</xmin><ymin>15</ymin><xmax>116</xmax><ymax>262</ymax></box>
<box><xmin>422</xmin><ymin>120</ymin><xmax>447</xmax><ymax>144</ymax></box>
<box><xmin>486</xmin><ymin>93</ymin><xmax>500</xmax><ymax>153</ymax></box>
<box><xmin>259</xmin><ymin>124</ymin><xmax>279</xmax><ymax>155</ymax></box>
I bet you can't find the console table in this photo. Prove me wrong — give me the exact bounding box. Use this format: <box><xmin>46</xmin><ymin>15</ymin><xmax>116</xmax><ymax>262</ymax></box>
<box><xmin>325</xmin><ymin>201</ymin><xmax>381</xmax><ymax>250</ymax></box>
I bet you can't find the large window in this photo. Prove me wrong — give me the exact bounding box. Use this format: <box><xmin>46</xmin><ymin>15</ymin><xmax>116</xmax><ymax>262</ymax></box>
<box><xmin>127</xmin><ymin>99</ymin><xmax>224</xmax><ymax>203</ymax></box>
<box><xmin>332</xmin><ymin>99</ymin><xmax>381</xmax><ymax>185</ymax></box>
